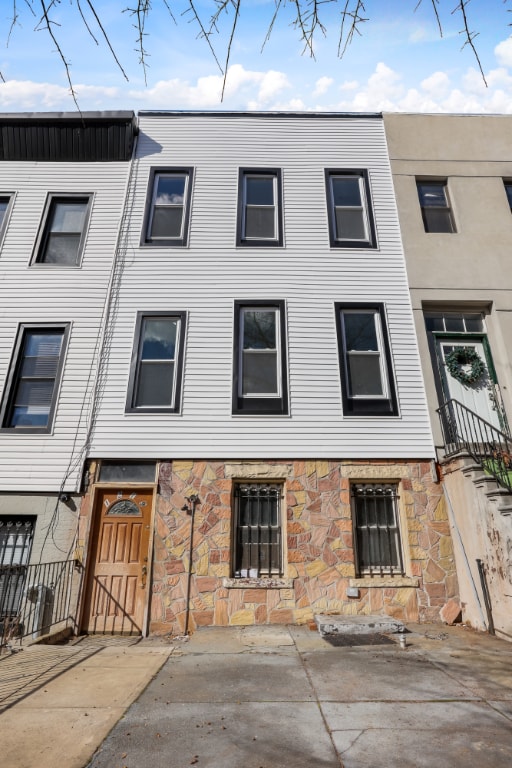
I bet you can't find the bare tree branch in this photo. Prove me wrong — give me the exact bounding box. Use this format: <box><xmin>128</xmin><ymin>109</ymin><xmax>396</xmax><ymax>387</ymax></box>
<box><xmin>37</xmin><ymin>0</ymin><xmax>81</xmax><ymax>111</ymax></box>
<box><xmin>339</xmin><ymin>0</ymin><xmax>368</xmax><ymax>58</ymax></box>
<box><xmin>453</xmin><ymin>0</ymin><xmax>488</xmax><ymax>85</ymax></box>
<box><xmin>83</xmin><ymin>0</ymin><xmax>128</xmax><ymax>80</ymax></box>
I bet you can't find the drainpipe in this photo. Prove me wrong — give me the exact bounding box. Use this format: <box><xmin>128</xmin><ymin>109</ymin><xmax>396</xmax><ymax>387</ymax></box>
<box><xmin>181</xmin><ymin>494</ymin><xmax>200</xmax><ymax>636</ymax></box>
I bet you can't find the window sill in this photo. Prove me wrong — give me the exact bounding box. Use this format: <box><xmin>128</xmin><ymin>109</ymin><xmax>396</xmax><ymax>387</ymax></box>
<box><xmin>350</xmin><ymin>576</ymin><xmax>419</xmax><ymax>589</ymax></box>
<box><xmin>223</xmin><ymin>576</ymin><xmax>294</xmax><ymax>590</ymax></box>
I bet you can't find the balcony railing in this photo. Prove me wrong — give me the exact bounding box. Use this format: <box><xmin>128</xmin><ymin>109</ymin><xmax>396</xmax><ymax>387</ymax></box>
<box><xmin>437</xmin><ymin>398</ymin><xmax>512</xmax><ymax>493</ymax></box>
<box><xmin>0</xmin><ymin>559</ymin><xmax>81</xmax><ymax>652</ymax></box>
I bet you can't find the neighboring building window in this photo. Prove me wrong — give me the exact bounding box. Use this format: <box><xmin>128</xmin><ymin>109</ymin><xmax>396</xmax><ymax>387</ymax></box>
<box><xmin>34</xmin><ymin>195</ymin><xmax>92</xmax><ymax>265</ymax></box>
<box><xmin>352</xmin><ymin>483</ymin><xmax>404</xmax><ymax>576</ymax></box>
<box><xmin>0</xmin><ymin>194</ymin><xmax>14</xmax><ymax>245</ymax></box>
<box><xmin>232</xmin><ymin>301</ymin><xmax>288</xmax><ymax>415</ymax></box>
<box><xmin>0</xmin><ymin>326</ymin><xmax>69</xmax><ymax>432</ymax></box>
<box><xmin>335</xmin><ymin>304</ymin><xmax>398</xmax><ymax>416</ymax></box>
<box><xmin>142</xmin><ymin>168</ymin><xmax>193</xmax><ymax>246</ymax></box>
<box><xmin>416</xmin><ymin>180</ymin><xmax>455</xmax><ymax>233</ymax></box>
<box><xmin>126</xmin><ymin>312</ymin><xmax>186</xmax><ymax>413</ymax></box>
<box><xmin>233</xmin><ymin>483</ymin><xmax>283</xmax><ymax>578</ymax></box>
<box><xmin>325</xmin><ymin>170</ymin><xmax>376</xmax><ymax>248</ymax></box>
<box><xmin>504</xmin><ymin>181</ymin><xmax>512</xmax><ymax>211</ymax></box>
<box><xmin>0</xmin><ymin>517</ymin><xmax>35</xmax><ymax>618</ymax></box>
<box><xmin>237</xmin><ymin>169</ymin><xmax>283</xmax><ymax>246</ymax></box>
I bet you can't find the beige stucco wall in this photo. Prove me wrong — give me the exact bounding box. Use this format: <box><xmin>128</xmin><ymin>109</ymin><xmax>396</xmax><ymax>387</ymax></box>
<box><xmin>384</xmin><ymin>113</ymin><xmax>512</xmax><ymax>448</ymax></box>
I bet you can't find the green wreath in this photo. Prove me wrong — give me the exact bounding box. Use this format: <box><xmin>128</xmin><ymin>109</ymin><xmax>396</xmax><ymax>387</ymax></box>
<box><xmin>445</xmin><ymin>346</ymin><xmax>486</xmax><ymax>386</ymax></box>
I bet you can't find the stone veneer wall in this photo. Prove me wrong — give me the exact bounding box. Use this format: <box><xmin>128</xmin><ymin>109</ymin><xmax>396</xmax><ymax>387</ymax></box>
<box><xmin>149</xmin><ymin>459</ymin><xmax>459</xmax><ymax>635</ymax></box>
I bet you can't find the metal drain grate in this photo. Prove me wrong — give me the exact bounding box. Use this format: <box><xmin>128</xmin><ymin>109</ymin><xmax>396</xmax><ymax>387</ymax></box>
<box><xmin>322</xmin><ymin>632</ymin><xmax>397</xmax><ymax>647</ymax></box>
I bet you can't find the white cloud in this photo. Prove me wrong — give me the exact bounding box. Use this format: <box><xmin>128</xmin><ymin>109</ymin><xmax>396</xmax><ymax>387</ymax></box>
<box><xmin>313</xmin><ymin>77</ymin><xmax>334</xmax><ymax>96</ymax></box>
<box><xmin>421</xmin><ymin>71</ymin><xmax>450</xmax><ymax>96</ymax></box>
<box><xmin>495</xmin><ymin>37</ymin><xmax>512</xmax><ymax>67</ymax></box>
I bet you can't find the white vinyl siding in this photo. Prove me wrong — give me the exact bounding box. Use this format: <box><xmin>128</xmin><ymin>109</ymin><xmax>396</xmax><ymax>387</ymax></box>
<box><xmin>0</xmin><ymin>161</ymin><xmax>131</xmax><ymax>491</ymax></box>
<box><xmin>89</xmin><ymin>114</ymin><xmax>433</xmax><ymax>460</ymax></box>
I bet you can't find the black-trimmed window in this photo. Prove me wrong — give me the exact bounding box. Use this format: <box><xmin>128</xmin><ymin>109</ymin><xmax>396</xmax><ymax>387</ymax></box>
<box><xmin>142</xmin><ymin>168</ymin><xmax>193</xmax><ymax>246</ymax></box>
<box><xmin>325</xmin><ymin>170</ymin><xmax>376</xmax><ymax>248</ymax></box>
<box><xmin>352</xmin><ymin>483</ymin><xmax>404</xmax><ymax>576</ymax></box>
<box><xmin>233</xmin><ymin>483</ymin><xmax>283</xmax><ymax>578</ymax></box>
<box><xmin>1</xmin><ymin>325</ymin><xmax>69</xmax><ymax>432</ymax></box>
<box><xmin>0</xmin><ymin>194</ymin><xmax>14</xmax><ymax>246</ymax></box>
<box><xmin>237</xmin><ymin>169</ymin><xmax>283</xmax><ymax>246</ymax></box>
<box><xmin>335</xmin><ymin>304</ymin><xmax>398</xmax><ymax>416</ymax></box>
<box><xmin>126</xmin><ymin>312</ymin><xmax>186</xmax><ymax>413</ymax></box>
<box><xmin>416</xmin><ymin>180</ymin><xmax>455</xmax><ymax>233</ymax></box>
<box><xmin>34</xmin><ymin>195</ymin><xmax>92</xmax><ymax>265</ymax></box>
<box><xmin>233</xmin><ymin>301</ymin><xmax>288</xmax><ymax>415</ymax></box>
<box><xmin>504</xmin><ymin>181</ymin><xmax>512</xmax><ymax>211</ymax></box>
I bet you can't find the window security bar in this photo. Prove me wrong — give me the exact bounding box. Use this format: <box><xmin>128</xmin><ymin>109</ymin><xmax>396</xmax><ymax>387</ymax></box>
<box><xmin>234</xmin><ymin>483</ymin><xmax>283</xmax><ymax>578</ymax></box>
<box><xmin>352</xmin><ymin>483</ymin><xmax>404</xmax><ymax>577</ymax></box>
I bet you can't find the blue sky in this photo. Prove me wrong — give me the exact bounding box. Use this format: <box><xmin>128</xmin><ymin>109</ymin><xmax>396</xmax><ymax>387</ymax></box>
<box><xmin>0</xmin><ymin>1</ymin><xmax>511</xmax><ymax>112</ymax></box>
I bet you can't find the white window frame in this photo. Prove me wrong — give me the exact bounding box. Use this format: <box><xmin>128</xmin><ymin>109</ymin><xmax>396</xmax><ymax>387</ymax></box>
<box><xmin>326</xmin><ymin>169</ymin><xmax>376</xmax><ymax>248</ymax></box>
<box><xmin>239</xmin><ymin>306</ymin><xmax>281</xmax><ymax>399</ymax></box>
<box><xmin>340</xmin><ymin>309</ymin><xmax>389</xmax><ymax>401</ymax></box>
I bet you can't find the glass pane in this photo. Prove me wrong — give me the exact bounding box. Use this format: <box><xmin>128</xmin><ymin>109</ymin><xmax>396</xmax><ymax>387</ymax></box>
<box><xmin>11</xmin><ymin>404</ymin><xmax>50</xmax><ymax>427</ymax></box>
<box><xmin>417</xmin><ymin>184</ymin><xmax>447</xmax><ymax>207</ymax></box>
<box><xmin>335</xmin><ymin>208</ymin><xmax>366</xmax><ymax>240</ymax></box>
<box><xmin>423</xmin><ymin>208</ymin><xmax>454</xmax><ymax>233</ymax></box>
<box><xmin>246</xmin><ymin>176</ymin><xmax>274</xmax><ymax>206</ymax></box>
<box><xmin>0</xmin><ymin>198</ymin><xmax>9</xmax><ymax>224</ymax></box>
<box><xmin>106</xmin><ymin>500</ymin><xmax>141</xmax><ymax>516</ymax></box>
<box><xmin>15</xmin><ymin>380</ymin><xmax>54</xmax><ymax>407</ymax></box>
<box><xmin>245</xmin><ymin>207</ymin><xmax>275</xmax><ymax>239</ymax></box>
<box><xmin>347</xmin><ymin>353</ymin><xmax>384</xmax><ymax>396</ymax></box>
<box><xmin>21</xmin><ymin>355</ymin><xmax>59</xmax><ymax>377</ymax></box>
<box><xmin>24</xmin><ymin>333</ymin><xmax>63</xmax><ymax>357</ymax></box>
<box><xmin>243</xmin><ymin>311</ymin><xmax>276</xmax><ymax>349</ymax></box>
<box><xmin>505</xmin><ymin>184</ymin><xmax>512</xmax><ymax>209</ymax></box>
<box><xmin>141</xmin><ymin>318</ymin><xmax>178</xmax><ymax>360</ymax></box>
<box><xmin>242</xmin><ymin>351</ymin><xmax>278</xmax><ymax>395</ymax></box>
<box><xmin>99</xmin><ymin>462</ymin><xmax>156</xmax><ymax>482</ymax></box>
<box><xmin>136</xmin><ymin>361</ymin><xmax>175</xmax><ymax>407</ymax></box>
<box><xmin>444</xmin><ymin>316</ymin><xmax>465</xmax><ymax>332</ymax></box>
<box><xmin>344</xmin><ymin>312</ymin><xmax>378</xmax><ymax>351</ymax></box>
<box><xmin>151</xmin><ymin>206</ymin><xmax>183</xmax><ymax>238</ymax></box>
<box><xmin>43</xmin><ymin>233</ymin><xmax>81</xmax><ymax>264</ymax></box>
<box><xmin>50</xmin><ymin>201</ymin><xmax>87</xmax><ymax>232</ymax></box>
<box><xmin>424</xmin><ymin>315</ymin><xmax>444</xmax><ymax>332</ymax></box>
<box><xmin>332</xmin><ymin>177</ymin><xmax>361</xmax><ymax>206</ymax></box>
<box><xmin>463</xmin><ymin>314</ymin><xmax>484</xmax><ymax>333</ymax></box>
<box><xmin>155</xmin><ymin>175</ymin><xmax>186</xmax><ymax>205</ymax></box>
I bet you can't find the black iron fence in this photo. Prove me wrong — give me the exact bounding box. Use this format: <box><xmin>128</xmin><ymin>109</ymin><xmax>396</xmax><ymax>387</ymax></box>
<box><xmin>0</xmin><ymin>559</ymin><xmax>81</xmax><ymax>651</ymax></box>
<box><xmin>437</xmin><ymin>398</ymin><xmax>512</xmax><ymax>493</ymax></box>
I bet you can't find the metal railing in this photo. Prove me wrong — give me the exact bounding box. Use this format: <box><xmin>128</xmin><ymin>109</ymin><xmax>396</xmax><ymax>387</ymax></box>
<box><xmin>437</xmin><ymin>398</ymin><xmax>512</xmax><ymax>493</ymax></box>
<box><xmin>0</xmin><ymin>559</ymin><xmax>81</xmax><ymax>651</ymax></box>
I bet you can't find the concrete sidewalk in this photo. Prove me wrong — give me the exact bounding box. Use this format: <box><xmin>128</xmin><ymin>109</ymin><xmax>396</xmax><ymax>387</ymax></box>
<box><xmin>1</xmin><ymin>624</ymin><xmax>512</xmax><ymax>768</ymax></box>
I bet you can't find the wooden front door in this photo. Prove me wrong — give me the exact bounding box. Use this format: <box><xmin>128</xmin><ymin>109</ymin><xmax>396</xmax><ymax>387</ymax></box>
<box><xmin>83</xmin><ymin>488</ymin><xmax>153</xmax><ymax>634</ymax></box>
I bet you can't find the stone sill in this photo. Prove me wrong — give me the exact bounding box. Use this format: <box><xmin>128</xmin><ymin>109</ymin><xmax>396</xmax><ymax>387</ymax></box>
<box><xmin>223</xmin><ymin>577</ymin><xmax>294</xmax><ymax>590</ymax></box>
<box><xmin>350</xmin><ymin>576</ymin><xmax>419</xmax><ymax>589</ymax></box>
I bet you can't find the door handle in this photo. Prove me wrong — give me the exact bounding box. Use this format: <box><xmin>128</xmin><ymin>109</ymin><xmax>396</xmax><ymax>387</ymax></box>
<box><xmin>141</xmin><ymin>564</ymin><xmax>147</xmax><ymax>588</ymax></box>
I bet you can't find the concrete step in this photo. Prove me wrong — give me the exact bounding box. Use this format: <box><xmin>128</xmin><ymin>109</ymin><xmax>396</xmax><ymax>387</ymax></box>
<box><xmin>315</xmin><ymin>614</ymin><xmax>405</xmax><ymax>636</ymax></box>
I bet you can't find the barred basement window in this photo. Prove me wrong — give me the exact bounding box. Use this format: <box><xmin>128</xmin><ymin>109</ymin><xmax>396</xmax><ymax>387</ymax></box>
<box><xmin>233</xmin><ymin>483</ymin><xmax>283</xmax><ymax>578</ymax></box>
<box><xmin>352</xmin><ymin>483</ymin><xmax>404</xmax><ymax>576</ymax></box>
<box><xmin>0</xmin><ymin>517</ymin><xmax>35</xmax><ymax>619</ymax></box>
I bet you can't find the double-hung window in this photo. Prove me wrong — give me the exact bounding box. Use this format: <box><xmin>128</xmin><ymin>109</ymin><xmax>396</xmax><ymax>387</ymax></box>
<box><xmin>325</xmin><ymin>170</ymin><xmax>376</xmax><ymax>248</ymax></box>
<box><xmin>352</xmin><ymin>483</ymin><xmax>404</xmax><ymax>576</ymax></box>
<box><xmin>1</xmin><ymin>325</ymin><xmax>69</xmax><ymax>432</ymax></box>
<box><xmin>0</xmin><ymin>194</ymin><xmax>14</xmax><ymax>246</ymax></box>
<box><xmin>237</xmin><ymin>169</ymin><xmax>283</xmax><ymax>246</ymax></box>
<box><xmin>34</xmin><ymin>195</ymin><xmax>92</xmax><ymax>265</ymax></box>
<box><xmin>416</xmin><ymin>180</ymin><xmax>455</xmax><ymax>233</ymax></box>
<box><xmin>335</xmin><ymin>304</ymin><xmax>398</xmax><ymax>416</ymax></box>
<box><xmin>126</xmin><ymin>312</ymin><xmax>186</xmax><ymax>413</ymax></box>
<box><xmin>233</xmin><ymin>301</ymin><xmax>288</xmax><ymax>415</ymax></box>
<box><xmin>142</xmin><ymin>168</ymin><xmax>193</xmax><ymax>246</ymax></box>
<box><xmin>233</xmin><ymin>483</ymin><xmax>283</xmax><ymax>578</ymax></box>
